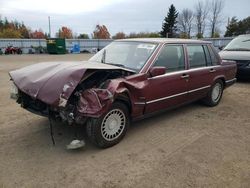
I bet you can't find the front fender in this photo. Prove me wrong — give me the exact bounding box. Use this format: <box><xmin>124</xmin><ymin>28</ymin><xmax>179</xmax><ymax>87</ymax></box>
<box><xmin>76</xmin><ymin>74</ymin><xmax>148</xmax><ymax>119</ymax></box>
<box><xmin>76</xmin><ymin>89</ymin><xmax>113</xmax><ymax>118</ymax></box>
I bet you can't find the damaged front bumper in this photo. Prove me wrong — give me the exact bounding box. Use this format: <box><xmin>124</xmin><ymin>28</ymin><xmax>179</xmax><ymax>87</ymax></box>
<box><xmin>10</xmin><ymin>82</ymin><xmax>19</xmax><ymax>100</ymax></box>
<box><xmin>13</xmin><ymin>86</ymin><xmax>114</xmax><ymax>125</ymax></box>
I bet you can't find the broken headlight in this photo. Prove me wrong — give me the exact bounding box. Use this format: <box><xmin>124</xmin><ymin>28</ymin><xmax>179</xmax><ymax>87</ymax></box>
<box><xmin>10</xmin><ymin>82</ymin><xmax>18</xmax><ymax>100</ymax></box>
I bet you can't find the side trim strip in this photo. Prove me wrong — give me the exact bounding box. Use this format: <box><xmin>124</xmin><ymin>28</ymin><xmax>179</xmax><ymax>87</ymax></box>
<box><xmin>146</xmin><ymin>91</ymin><xmax>188</xmax><ymax>104</ymax></box>
<box><xmin>225</xmin><ymin>78</ymin><xmax>237</xmax><ymax>83</ymax></box>
<box><xmin>188</xmin><ymin>85</ymin><xmax>211</xmax><ymax>93</ymax></box>
<box><xmin>144</xmin><ymin>85</ymin><xmax>211</xmax><ymax>105</ymax></box>
<box><xmin>134</xmin><ymin>102</ymin><xmax>146</xmax><ymax>105</ymax></box>
<box><xmin>147</xmin><ymin>66</ymin><xmax>220</xmax><ymax>80</ymax></box>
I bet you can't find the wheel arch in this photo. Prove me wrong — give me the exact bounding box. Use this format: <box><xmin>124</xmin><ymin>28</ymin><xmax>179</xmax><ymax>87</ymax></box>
<box><xmin>114</xmin><ymin>91</ymin><xmax>132</xmax><ymax>114</ymax></box>
<box><xmin>213</xmin><ymin>76</ymin><xmax>226</xmax><ymax>88</ymax></box>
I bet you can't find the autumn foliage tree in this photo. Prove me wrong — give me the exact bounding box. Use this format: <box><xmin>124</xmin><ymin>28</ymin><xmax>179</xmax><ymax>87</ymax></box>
<box><xmin>0</xmin><ymin>17</ymin><xmax>31</xmax><ymax>38</ymax></box>
<box><xmin>19</xmin><ymin>23</ymin><xmax>30</xmax><ymax>38</ymax></box>
<box><xmin>0</xmin><ymin>28</ymin><xmax>22</xmax><ymax>38</ymax></box>
<box><xmin>56</xmin><ymin>26</ymin><xmax>73</xmax><ymax>39</ymax></box>
<box><xmin>30</xmin><ymin>29</ymin><xmax>46</xmax><ymax>39</ymax></box>
<box><xmin>93</xmin><ymin>24</ymin><xmax>110</xmax><ymax>39</ymax></box>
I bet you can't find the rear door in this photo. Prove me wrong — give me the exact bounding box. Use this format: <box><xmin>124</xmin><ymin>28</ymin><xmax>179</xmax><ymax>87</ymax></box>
<box><xmin>185</xmin><ymin>44</ymin><xmax>219</xmax><ymax>101</ymax></box>
<box><xmin>143</xmin><ymin>44</ymin><xmax>189</xmax><ymax>114</ymax></box>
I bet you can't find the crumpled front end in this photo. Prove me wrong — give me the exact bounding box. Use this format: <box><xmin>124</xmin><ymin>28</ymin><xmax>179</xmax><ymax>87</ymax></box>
<box><xmin>10</xmin><ymin>61</ymin><xmax>134</xmax><ymax>125</ymax></box>
<box><xmin>57</xmin><ymin>70</ymin><xmax>132</xmax><ymax>125</ymax></box>
<box><xmin>57</xmin><ymin>88</ymin><xmax>115</xmax><ymax>126</ymax></box>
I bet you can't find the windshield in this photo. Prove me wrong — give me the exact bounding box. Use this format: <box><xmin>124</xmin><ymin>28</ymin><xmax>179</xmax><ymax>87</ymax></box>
<box><xmin>224</xmin><ymin>35</ymin><xmax>250</xmax><ymax>51</ymax></box>
<box><xmin>89</xmin><ymin>41</ymin><xmax>158</xmax><ymax>72</ymax></box>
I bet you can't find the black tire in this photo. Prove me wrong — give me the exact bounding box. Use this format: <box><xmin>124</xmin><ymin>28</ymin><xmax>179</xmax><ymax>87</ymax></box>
<box><xmin>86</xmin><ymin>102</ymin><xmax>130</xmax><ymax>148</ymax></box>
<box><xmin>203</xmin><ymin>80</ymin><xmax>224</xmax><ymax>107</ymax></box>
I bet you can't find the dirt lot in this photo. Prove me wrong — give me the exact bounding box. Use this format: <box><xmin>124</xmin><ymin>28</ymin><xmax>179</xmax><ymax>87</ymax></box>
<box><xmin>0</xmin><ymin>54</ymin><xmax>249</xmax><ymax>188</ymax></box>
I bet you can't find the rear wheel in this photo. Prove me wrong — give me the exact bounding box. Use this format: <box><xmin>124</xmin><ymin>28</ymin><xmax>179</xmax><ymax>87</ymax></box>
<box><xmin>203</xmin><ymin>80</ymin><xmax>224</xmax><ymax>107</ymax></box>
<box><xmin>86</xmin><ymin>102</ymin><xmax>130</xmax><ymax>148</ymax></box>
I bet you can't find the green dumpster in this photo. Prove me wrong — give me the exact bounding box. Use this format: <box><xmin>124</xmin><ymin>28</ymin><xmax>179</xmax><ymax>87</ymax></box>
<box><xmin>46</xmin><ymin>38</ymin><xmax>66</xmax><ymax>54</ymax></box>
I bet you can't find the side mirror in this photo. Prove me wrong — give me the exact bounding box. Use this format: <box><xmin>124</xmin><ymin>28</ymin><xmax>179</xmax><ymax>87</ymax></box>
<box><xmin>149</xmin><ymin>66</ymin><xmax>166</xmax><ymax>77</ymax></box>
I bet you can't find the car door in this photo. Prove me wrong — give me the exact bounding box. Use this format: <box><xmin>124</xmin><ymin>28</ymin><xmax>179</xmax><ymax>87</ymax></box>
<box><xmin>143</xmin><ymin>44</ymin><xmax>189</xmax><ymax>114</ymax></box>
<box><xmin>185</xmin><ymin>44</ymin><xmax>219</xmax><ymax>101</ymax></box>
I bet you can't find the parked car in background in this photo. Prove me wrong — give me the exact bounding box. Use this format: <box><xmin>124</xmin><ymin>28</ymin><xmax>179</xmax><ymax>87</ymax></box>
<box><xmin>219</xmin><ymin>34</ymin><xmax>250</xmax><ymax>79</ymax></box>
<box><xmin>9</xmin><ymin>38</ymin><xmax>237</xmax><ymax>148</ymax></box>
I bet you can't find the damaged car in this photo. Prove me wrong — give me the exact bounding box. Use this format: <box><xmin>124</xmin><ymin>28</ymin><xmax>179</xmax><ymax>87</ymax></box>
<box><xmin>9</xmin><ymin>39</ymin><xmax>237</xmax><ymax>148</ymax></box>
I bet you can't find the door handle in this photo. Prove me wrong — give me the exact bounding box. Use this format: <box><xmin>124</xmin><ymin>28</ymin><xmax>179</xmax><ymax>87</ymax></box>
<box><xmin>181</xmin><ymin>74</ymin><xmax>190</xmax><ymax>79</ymax></box>
<box><xmin>209</xmin><ymin>68</ymin><xmax>216</xmax><ymax>73</ymax></box>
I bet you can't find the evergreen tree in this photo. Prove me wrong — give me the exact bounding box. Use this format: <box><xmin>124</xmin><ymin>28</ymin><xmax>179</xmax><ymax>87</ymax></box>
<box><xmin>238</xmin><ymin>17</ymin><xmax>250</xmax><ymax>35</ymax></box>
<box><xmin>224</xmin><ymin>17</ymin><xmax>238</xmax><ymax>37</ymax></box>
<box><xmin>224</xmin><ymin>16</ymin><xmax>250</xmax><ymax>37</ymax></box>
<box><xmin>160</xmin><ymin>4</ymin><xmax>178</xmax><ymax>38</ymax></box>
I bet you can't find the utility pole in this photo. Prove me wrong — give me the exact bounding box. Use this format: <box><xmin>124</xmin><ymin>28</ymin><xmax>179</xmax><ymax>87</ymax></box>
<box><xmin>48</xmin><ymin>16</ymin><xmax>51</xmax><ymax>38</ymax></box>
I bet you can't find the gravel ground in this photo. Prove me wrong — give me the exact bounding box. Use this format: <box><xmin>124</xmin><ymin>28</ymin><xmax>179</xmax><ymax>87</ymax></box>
<box><xmin>0</xmin><ymin>54</ymin><xmax>249</xmax><ymax>188</ymax></box>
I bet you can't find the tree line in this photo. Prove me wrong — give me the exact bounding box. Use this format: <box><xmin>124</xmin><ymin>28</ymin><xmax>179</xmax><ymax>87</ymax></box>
<box><xmin>0</xmin><ymin>16</ymin><xmax>161</xmax><ymax>39</ymax></box>
<box><xmin>0</xmin><ymin>17</ymin><xmax>32</xmax><ymax>38</ymax></box>
<box><xmin>161</xmin><ymin>0</ymin><xmax>225</xmax><ymax>38</ymax></box>
<box><xmin>0</xmin><ymin>0</ymin><xmax>249</xmax><ymax>39</ymax></box>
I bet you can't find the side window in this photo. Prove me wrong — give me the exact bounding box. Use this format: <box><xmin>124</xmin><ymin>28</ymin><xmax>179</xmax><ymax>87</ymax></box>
<box><xmin>208</xmin><ymin>45</ymin><xmax>219</xmax><ymax>65</ymax></box>
<box><xmin>187</xmin><ymin>45</ymin><xmax>207</xmax><ymax>68</ymax></box>
<box><xmin>154</xmin><ymin>45</ymin><xmax>185</xmax><ymax>72</ymax></box>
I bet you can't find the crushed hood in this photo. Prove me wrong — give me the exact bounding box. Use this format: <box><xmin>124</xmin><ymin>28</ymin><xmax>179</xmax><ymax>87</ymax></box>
<box><xmin>9</xmin><ymin>61</ymin><xmax>134</xmax><ymax>105</ymax></box>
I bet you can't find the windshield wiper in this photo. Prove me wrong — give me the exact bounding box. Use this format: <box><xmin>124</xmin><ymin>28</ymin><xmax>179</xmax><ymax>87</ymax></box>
<box><xmin>105</xmin><ymin>62</ymin><xmax>136</xmax><ymax>72</ymax></box>
<box><xmin>224</xmin><ymin>48</ymin><xmax>250</xmax><ymax>51</ymax></box>
<box><xmin>105</xmin><ymin>62</ymin><xmax>126</xmax><ymax>68</ymax></box>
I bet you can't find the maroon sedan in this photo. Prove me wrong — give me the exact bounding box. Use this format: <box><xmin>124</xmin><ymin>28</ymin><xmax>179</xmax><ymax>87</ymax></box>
<box><xmin>9</xmin><ymin>39</ymin><xmax>237</xmax><ymax>148</ymax></box>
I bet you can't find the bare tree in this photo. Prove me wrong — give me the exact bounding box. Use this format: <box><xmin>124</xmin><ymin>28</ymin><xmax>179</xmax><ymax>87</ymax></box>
<box><xmin>194</xmin><ymin>0</ymin><xmax>209</xmax><ymax>38</ymax></box>
<box><xmin>209</xmin><ymin>0</ymin><xmax>224</xmax><ymax>37</ymax></box>
<box><xmin>178</xmin><ymin>8</ymin><xmax>194</xmax><ymax>38</ymax></box>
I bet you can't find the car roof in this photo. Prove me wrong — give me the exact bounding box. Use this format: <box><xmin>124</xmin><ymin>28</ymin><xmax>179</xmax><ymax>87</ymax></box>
<box><xmin>116</xmin><ymin>38</ymin><xmax>211</xmax><ymax>44</ymax></box>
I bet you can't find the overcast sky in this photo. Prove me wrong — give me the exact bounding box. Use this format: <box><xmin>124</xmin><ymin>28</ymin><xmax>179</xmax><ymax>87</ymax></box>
<box><xmin>0</xmin><ymin>0</ymin><xmax>249</xmax><ymax>37</ymax></box>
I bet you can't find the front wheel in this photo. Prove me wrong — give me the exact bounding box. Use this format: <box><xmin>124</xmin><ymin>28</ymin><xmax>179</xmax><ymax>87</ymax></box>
<box><xmin>86</xmin><ymin>102</ymin><xmax>130</xmax><ymax>148</ymax></box>
<box><xmin>203</xmin><ymin>80</ymin><xmax>224</xmax><ymax>107</ymax></box>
